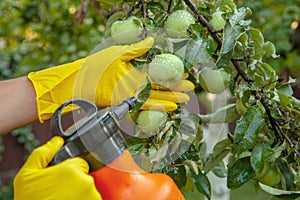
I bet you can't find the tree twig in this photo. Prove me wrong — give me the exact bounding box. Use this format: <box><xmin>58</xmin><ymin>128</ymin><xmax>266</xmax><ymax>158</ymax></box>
<box><xmin>256</xmin><ymin>91</ymin><xmax>282</xmax><ymax>142</ymax></box>
<box><xmin>126</xmin><ymin>1</ymin><xmax>141</xmax><ymax>18</ymax></box>
<box><xmin>140</xmin><ymin>0</ymin><xmax>147</xmax><ymax>19</ymax></box>
<box><xmin>231</xmin><ymin>58</ymin><xmax>253</xmax><ymax>83</ymax></box>
<box><xmin>167</xmin><ymin>0</ymin><xmax>173</xmax><ymax>15</ymax></box>
<box><xmin>184</xmin><ymin>0</ymin><xmax>300</xmax><ymax>158</ymax></box>
<box><xmin>184</xmin><ymin>0</ymin><xmax>253</xmax><ymax>82</ymax></box>
<box><xmin>275</xmin><ymin>120</ymin><xmax>300</xmax><ymax>157</ymax></box>
<box><xmin>184</xmin><ymin>0</ymin><xmax>222</xmax><ymax>50</ymax></box>
<box><xmin>261</xmin><ymin>95</ymin><xmax>300</xmax><ymax>157</ymax></box>
<box><xmin>74</xmin><ymin>0</ymin><xmax>89</xmax><ymax>26</ymax></box>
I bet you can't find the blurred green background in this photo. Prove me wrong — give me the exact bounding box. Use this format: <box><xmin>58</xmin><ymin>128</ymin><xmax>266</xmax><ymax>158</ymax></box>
<box><xmin>0</xmin><ymin>0</ymin><xmax>299</xmax><ymax>199</ymax></box>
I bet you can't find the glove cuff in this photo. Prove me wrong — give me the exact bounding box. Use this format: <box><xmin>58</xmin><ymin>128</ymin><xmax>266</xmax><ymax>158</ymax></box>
<box><xmin>28</xmin><ymin>59</ymin><xmax>84</xmax><ymax>122</ymax></box>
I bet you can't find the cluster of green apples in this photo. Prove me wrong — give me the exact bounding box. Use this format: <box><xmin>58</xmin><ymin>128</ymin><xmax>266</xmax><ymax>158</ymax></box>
<box><xmin>110</xmin><ymin>10</ymin><xmax>196</xmax><ymax>44</ymax></box>
<box><xmin>111</xmin><ymin>10</ymin><xmax>228</xmax><ymax>134</ymax></box>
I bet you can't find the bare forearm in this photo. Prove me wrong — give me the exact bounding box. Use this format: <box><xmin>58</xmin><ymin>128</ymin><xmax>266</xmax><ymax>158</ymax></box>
<box><xmin>0</xmin><ymin>76</ymin><xmax>38</xmax><ymax>135</ymax></box>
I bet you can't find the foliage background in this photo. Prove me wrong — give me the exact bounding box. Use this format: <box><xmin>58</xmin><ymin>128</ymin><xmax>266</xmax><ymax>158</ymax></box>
<box><xmin>0</xmin><ymin>0</ymin><xmax>299</xmax><ymax>199</ymax></box>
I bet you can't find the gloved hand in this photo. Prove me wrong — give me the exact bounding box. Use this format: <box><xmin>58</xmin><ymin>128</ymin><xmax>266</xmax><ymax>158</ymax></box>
<box><xmin>28</xmin><ymin>37</ymin><xmax>194</xmax><ymax>123</ymax></box>
<box><xmin>14</xmin><ymin>136</ymin><xmax>102</xmax><ymax>200</ymax></box>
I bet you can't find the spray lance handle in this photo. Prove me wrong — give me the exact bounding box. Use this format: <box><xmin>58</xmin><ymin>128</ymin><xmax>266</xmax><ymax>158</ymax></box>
<box><xmin>49</xmin><ymin>96</ymin><xmax>184</xmax><ymax>200</ymax></box>
<box><xmin>49</xmin><ymin>97</ymin><xmax>137</xmax><ymax>169</ymax></box>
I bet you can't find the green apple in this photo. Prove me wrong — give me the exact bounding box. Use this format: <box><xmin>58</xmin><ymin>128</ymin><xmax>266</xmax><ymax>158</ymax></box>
<box><xmin>198</xmin><ymin>69</ymin><xmax>229</xmax><ymax>94</ymax></box>
<box><xmin>258</xmin><ymin>163</ymin><xmax>281</xmax><ymax>187</ymax></box>
<box><xmin>149</xmin><ymin>53</ymin><xmax>184</xmax><ymax>87</ymax></box>
<box><xmin>165</xmin><ymin>10</ymin><xmax>196</xmax><ymax>38</ymax></box>
<box><xmin>136</xmin><ymin>110</ymin><xmax>167</xmax><ymax>134</ymax></box>
<box><xmin>210</xmin><ymin>11</ymin><xmax>226</xmax><ymax>30</ymax></box>
<box><xmin>110</xmin><ymin>16</ymin><xmax>143</xmax><ymax>45</ymax></box>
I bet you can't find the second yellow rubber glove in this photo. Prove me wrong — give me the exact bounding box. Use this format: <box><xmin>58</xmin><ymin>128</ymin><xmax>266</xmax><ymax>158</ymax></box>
<box><xmin>28</xmin><ymin>37</ymin><xmax>194</xmax><ymax>123</ymax></box>
<box><xmin>14</xmin><ymin>136</ymin><xmax>102</xmax><ymax>200</ymax></box>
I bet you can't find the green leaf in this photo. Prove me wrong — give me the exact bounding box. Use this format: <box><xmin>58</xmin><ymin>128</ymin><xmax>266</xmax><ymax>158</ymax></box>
<box><xmin>204</xmin><ymin>139</ymin><xmax>232</xmax><ymax>173</ymax></box>
<box><xmin>190</xmin><ymin>168</ymin><xmax>211</xmax><ymax>200</ymax></box>
<box><xmin>248</xmin><ymin>28</ymin><xmax>279</xmax><ymax>59</ymax></box>
<box><xmin>220</xmin><ymin>0</ymin><xmax>236</xmax><ymax>13</ymax></box>
<box><xmin>186</xmin><ymin>113</ymin><xmax>202</xmax><ymax>124</ymax></box>
<box><xmin>249</xmin><ymin>28</ymin><xmax>264</xmax><ymax>47</ymax></box>
<box><xmin>250</xmin><ymin>143</ymin><xmax>274</xmax><ymax>173</ymax></box>
<box><xmin>204</xmin><ymin>149</ymin><xmax>231</xmax><ymax>174</ymax></box>
<box><xmin>232</xmin><ymin>106</ymin><xmax>265</xmax><ymax>154</ymax></box>
<box><xmin>150</xmin><ymin>142</ymin><xmax>169</xmax><ymax>163</ymax></box>
<box><xmin>147</xmin><ymin>2</ymin><xmax>165</xmax><ymax>15</ymax></box>
<box><xmin>184</xmin><ymin>37</ymin><xmax>211</xmax><ymax>69</ymax></box>
<box><xmin>263</xmin><ymin>41</ymin><xmax>278</xmax><ymax>58</ymax></box>
<box><xmin>182</xmin><ymin>169</ymin><xmax>196</xmax><ymax>192</ymax></box>
<box><xmin>199</xmin><ymin>103</ymin><xmax>238</xmax><ymax>123</ymax></box>
<box><xmin>218</xmin><ymin>8</ymin><xmax>249</xmax><ymax>65</ymax></box>
<box><xmin>221</xmin><ymin>23</ymin><xmax>243</xmax><ymax>55</ymax></box>
<box><xmin>275</xmin><ymin>158</ymin><xmax>293</xmax><ymax>191</ymax></box>
<box><xmin>277</xmin><ymin>83</ymin><xmax>294</xmax><ymax>96</ymax></box>
<box><xmin>126</xmin><ymin>137</ymin><xmax>148</xmax><ymax>147</ymax></box>
<box><xmin>227</xmin><ymin>156</ymin><xmax>255</xmax><ymax>189</ymax></box>
<box><xmin>229</xmin><ymin>7</ymin><xmax>252</xmax><ymax>26</ymax></box>
<box><xmin>100</xmin><ymin>0</ymin><xmax>118</xmax><ymax>10</ymax></box>
<box><xmin>180</xmin><ymin>122</ymin><xmax>197</xmax><ymax>135</ymax></box>
<box><xmin>127</xmin><ymin>143</ymin><xmax>144</xmax><ymax>155</ymax></box>
<box><xmin>278</xmin><ymin>92</ymin><xmax>292</xmax><ymax>109</ymax></box>
<box><xmin>153</xmin><ymin>13</ymin><xmax>168</xmax><ymax>26</ymax></box>
<box><xmin>185</xmin><ymin>113</ymin><xmax>203</xmax><ymax>143</ymax></box>
<box><xmin>216</xmin><ymin>51</ymin><xmax>232</xmax><ymax>68</ymax></box>
<box><xmin>259</xmin><ymin>182</ymin><xmax>300</xmax><ymax>199</ymax></box>
<box><xmin>131</xmin><ymin>77</ymin><xmax>151</xmax><ymax>113</ymax></box>
<box><xmin>252</xmin><ymin>62</ymin><xmax>278</xmax><ymax>87</ymax></box>
<box><xmin>184</xmin><ymin>160</ymin><xmax>199</xmax><ymax>175</ymax></box>
<box><xmin>167</xmin><ymin>164</ymin><xmax>187</xmax><ymax>189</ymax></box>
<box><xmin>168</xmin><ymin>131</ymin><xmax>182</xmax><ymax>156</ymax></box>
<box><xmin>237</xmin><ymin>32</ymin><xmax>248</xmax><ymax>46</ymax></box>
<box><xmin>213</xmin><ymin>138</ymin><xmax>233</xmax><ymax>153</ymax></box>
<box><xmin>212</xmin><ymin>160</ymin><xmax>227</xmax><ymax>178</ymax></box>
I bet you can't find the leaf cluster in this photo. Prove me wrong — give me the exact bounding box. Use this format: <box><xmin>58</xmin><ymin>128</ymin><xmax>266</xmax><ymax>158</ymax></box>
<box><xmin>101</xmin><ymin>0</ymin><xmax>300</xmax><ymax>199</ymax></box>
<box><xmin>0</xmin><ymin>0</ymin><xmax>299</xmax><ymax>199</ymax></box>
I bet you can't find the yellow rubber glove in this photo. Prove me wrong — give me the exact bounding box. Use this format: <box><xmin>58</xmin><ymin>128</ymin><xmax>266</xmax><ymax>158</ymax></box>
<box><xmin>14</xmin><ymin>136</ymin><xmax>102</xmax><ymax>200</ymax></box>
<box><xmin>28</xmin><ymin>37</ymin><xmax>194</xmax><ymax>122</ymax></box>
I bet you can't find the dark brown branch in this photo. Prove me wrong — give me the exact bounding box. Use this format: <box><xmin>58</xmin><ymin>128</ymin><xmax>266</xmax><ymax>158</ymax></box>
<box><xmin>184</xmin><ymin>0</ymin><xmax>222</xmax><ymax>49</ymax></box>
<box><xmin>167</xmin><ymin>0</ymin><xmax>173</xmax><ymax>15</ymax></box>
<box><xmin>184</xmin><ymin>0</ymin><xmax>254</xmax><ymax>82</ymax></box>
<box><xmin>231</xmin><ymin>54</ymin><xmax>251</xmax><ymax>61</ymax></box>
<box><xmin>140</xmin><ymin>0</ymin><xmax>147</xmax><ymax>19</ymax></box>
<box><xmin>184</xmin><ymin>0</ymin><xmax>300</xmax><ymax>158</ymax></box>
<box><xmin>74</xmin><ymin>0</ymin><xmax>89</xmax><ymax>26</ymax></box>
<box><xmin>126</xmin><ymin>1</ymin><xmax>141</xmax><ymax>18</ymax></box>
<box><xmin>275</xmin><ymin>120</ymin><xmax>300</xmax><ymax>157</ymax></box>
<box><xmin>231</xmin><ymin>59</ymin><xmax>253</xmax><ymax>83</ymax></box>
<box><xmin>256</xmin><ymin>92</ymin><xmax>282</xmax><ymax>142</ymax></box>
<box><xmin>257</xmin><ymin>90</ymin><xmax>300</xmax><ymax>157</ymax></box>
